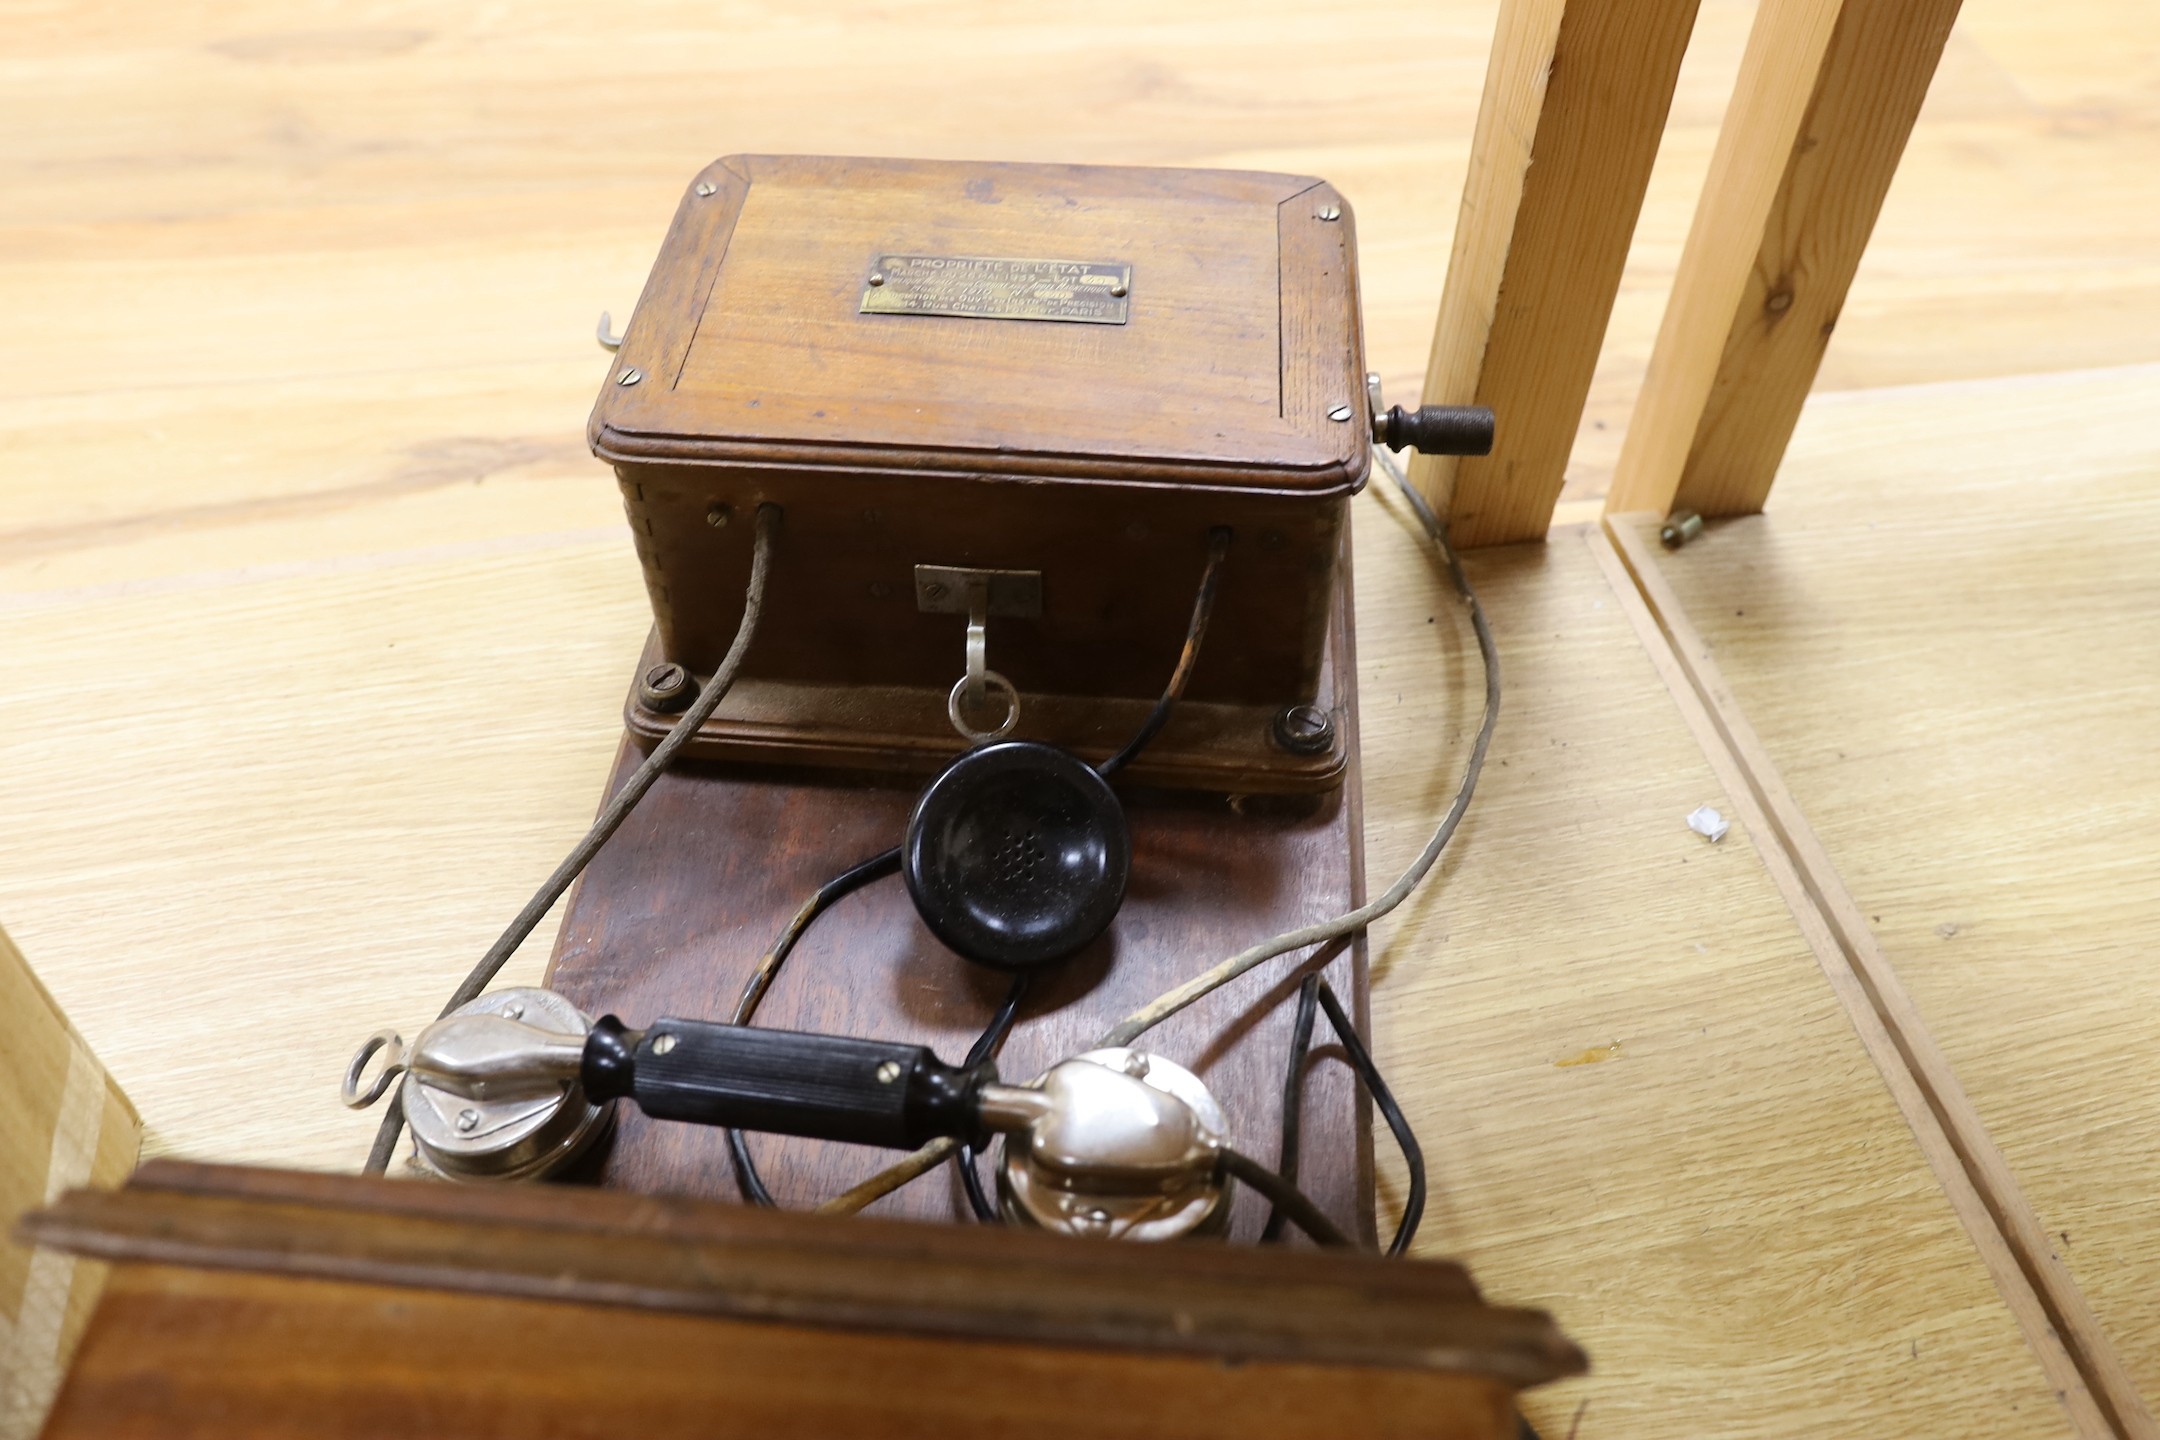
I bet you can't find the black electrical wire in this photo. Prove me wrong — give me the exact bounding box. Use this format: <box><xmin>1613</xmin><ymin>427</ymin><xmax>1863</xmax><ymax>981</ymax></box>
<box><xmin>1263</xmin><ymin>975</ymin><xmax>1426</xmax><ymax>1255</ymax></box>
<box><xmin>724</xmin><ymin>845</ymin><xmax>902</xmax><ymax>1206</ymax></box>
<box><xmin>1314</xmin><ymin>979</ymin><xmax>1425</xmax><ymax>1256</ymax></box>
<box><xmin>1091</xmin><ymin>456</ymin><xmax>1499</xmax><ymax>1050</ymax></box>
<box><xmin>830</xmin><ymin>466</ymin><xmax>1499</xmax><ymax>1218</ymax></box>
<box><xmin>956</xmin><ymin>972</ymin><xmax>1033</xmax><ymax>1222</ymax></box>
<box><xmin>732</xmin><ymin>537</ymin><xmax>1234</xmax><ymax>1214</ymax></box>
<box><xmin>1217</xmin><ymin>1146</ymin><xmax>1352</xmax><ymax>1248</ymax></box>
<box><xmin>363</xmin><ymin>504</ymin><xmax>783</xmax><ymax>1176</ymax></box>
<box><xmin>1097</xmin><ymin>526</ymin><xmax>1232</xmax><ymax>778</ymax></box>
<box><xmin>1260</xmin><ymin>974</ymin><xmax>1322</xmax><ymax>1244</ymax></box>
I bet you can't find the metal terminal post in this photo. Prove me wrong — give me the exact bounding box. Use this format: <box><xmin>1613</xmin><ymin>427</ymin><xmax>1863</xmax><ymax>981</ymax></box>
<box><xmin>1660</xmin><ymin>510</ymin><xmax>1706</xmax><ymax>548</ymax></box>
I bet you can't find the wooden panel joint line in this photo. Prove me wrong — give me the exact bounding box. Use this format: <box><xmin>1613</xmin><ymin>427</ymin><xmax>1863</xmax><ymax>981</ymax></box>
<box><xmin>1592</xmin><ymin>514</ymin><xmax>2157</xmax><ymax>1440</ymax></box>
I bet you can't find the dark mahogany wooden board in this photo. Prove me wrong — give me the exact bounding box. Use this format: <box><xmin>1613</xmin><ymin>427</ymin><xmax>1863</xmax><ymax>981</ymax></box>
<box><xmin>546</xmin><ymin>578</ymin><xmax>1373</xmax><ymax>1241</ymax></box>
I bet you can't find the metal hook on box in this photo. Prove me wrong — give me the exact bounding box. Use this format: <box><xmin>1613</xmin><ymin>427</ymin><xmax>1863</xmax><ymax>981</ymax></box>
<box><xmin>916</xmin><ymin>565</ymin><xmax>1040</xmax><ymax>745</ymax></box>
<box><xmin>964</xmin><ymin>573</ymin><xmax>990</xmax><ymax>707</ymax></box>
<box><xmin>952</xmin><ymin>577</ymin><xmax>1018</xmax><ymax>743</ymax></box>
<box><xmin>596</xmin><ymin>312</ymin><xmax>624</xmax><ymax>353</ymax></box>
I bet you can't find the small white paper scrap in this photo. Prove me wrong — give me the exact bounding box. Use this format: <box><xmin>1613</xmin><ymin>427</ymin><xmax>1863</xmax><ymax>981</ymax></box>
<box><xmin>1685</xmin><ymin>805</ymin><xmax>1730</xmax><ymax>843</ymax></box>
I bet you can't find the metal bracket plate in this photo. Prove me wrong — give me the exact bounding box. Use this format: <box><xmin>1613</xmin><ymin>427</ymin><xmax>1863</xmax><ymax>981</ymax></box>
<box><xmin>913</xmin><ymin>566</ymin><xmax>1043</xmax><ymax>618</ymax></box>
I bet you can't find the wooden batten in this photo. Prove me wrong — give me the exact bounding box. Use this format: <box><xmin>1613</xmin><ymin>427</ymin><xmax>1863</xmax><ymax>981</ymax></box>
<box><xmin>1412</xmin><ymin>0</ymin><xmax>1702</xmax><ymax>549</ymax></box>
<box><xmin>1605</xmin><ymin>0</ymin><xmax>1965</xmax><ymax>519</ymax></box>
<box><xmin>0</xmin><ymin>924</ymin><xmax>140</xmax><ymax>1440</ymax></box>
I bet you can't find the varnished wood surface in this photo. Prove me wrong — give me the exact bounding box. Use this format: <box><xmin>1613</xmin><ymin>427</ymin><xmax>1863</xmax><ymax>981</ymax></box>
<box><xmin>547</xmin><ymin>618</ymin><xmax>1370</xmax><ymax>1231</ymax></box>
<box><xmin>1644</xmin><ymin>362</ymin><xmax>2160</xmax><ymax>1421</ymax></box>
<box><xmin>22</xmin><ymin>1160</ymin><xmax>1577</xmax><ymax>1382</ymax></box>
<box><xmin>2</xmin><ymin>1</ymin><xmax>2157</xmax><ymax>1434</ymax></box>
<box><xmin>43</xmin><ymin>1264</ymin><xmax>1524</xmax><ymax>1440</ymax></box>
<box><xmin>1605</xmin><ymin>0</ymin><xmax>1964</xmax><ymax>518</ymax></box>
<box><xmin>597</xmin><ymin>157</ymin><xmax>1367</xmax><ymax>485</ymax></box>
<box><xmin>619</xmin><ymin>470</ymin><xmax>1348</xmax><ymax>712</ymax></box>
<box><xmin>26</xmin><ymin>1163</ymin><xmax>1575</xmax><ymax>1439</ymax></box>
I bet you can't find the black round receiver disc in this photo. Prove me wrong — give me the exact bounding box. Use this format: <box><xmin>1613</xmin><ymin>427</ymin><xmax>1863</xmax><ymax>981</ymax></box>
<box><xmin>903</xmin><ymin>741</ymin><xmax>1131</xmax><ymax>971</ymax></box>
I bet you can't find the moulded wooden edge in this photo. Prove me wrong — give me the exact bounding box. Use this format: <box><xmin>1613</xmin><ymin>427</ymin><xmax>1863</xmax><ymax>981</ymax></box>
<box><xmin>618</xmin><ymin>634</ymin><xmax>1349</xmax><ymax>794</ymax></box>
<box><xmin>18</xmin><ymin>1161</ymin><xmax>1588</xmax><ymax>1389</ymax></box>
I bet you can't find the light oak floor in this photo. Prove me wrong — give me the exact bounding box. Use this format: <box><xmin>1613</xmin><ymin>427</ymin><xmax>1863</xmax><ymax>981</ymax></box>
<box><xmin>3</xmin><ymin>1</ymin><xmax>2157</xmax><ymax>1435</ymax></box>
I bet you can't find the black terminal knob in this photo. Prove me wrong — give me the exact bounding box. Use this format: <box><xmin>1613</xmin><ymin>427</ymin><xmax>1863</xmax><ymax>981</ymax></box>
<box><xmin>1376</xmin><ymin>404</ymin><xmax>1496</xmax><ymax>457</ymax></box>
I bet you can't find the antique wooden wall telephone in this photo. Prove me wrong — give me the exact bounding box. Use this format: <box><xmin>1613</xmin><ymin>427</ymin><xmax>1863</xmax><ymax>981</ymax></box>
<box><xmin>342</xmin><ymin>156</ymin><xmax>1500</xmax><ymax>1249</ymax></box>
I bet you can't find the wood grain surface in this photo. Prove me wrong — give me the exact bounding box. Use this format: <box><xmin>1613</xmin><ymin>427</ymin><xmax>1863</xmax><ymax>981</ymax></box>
<box><xmin>1352</xmin><ymin>492</ymin><xmax>2077</xmax><ymax>1438</ymax></box>
<box><xmin>2</xmin><ymin>1</ymin><xmax>2158</xmax><ymax>1435</ymax></box>
<box><xmin>1594</xmin><ymin>515</ymin><xmax>2127</xmax><ymax>1437</ymax></box>
<box><xmin>543</xmin><ymin>605</ymin><xmax>1372</xmax><ymax>1232</ymax></box>
<box><xmin>25</xmin><ymin>1163</ymin><xmax>1576</xmax><ymax>1439</ymax></box>
<box><xmin>43</xmin><ymin>1264</ymin><xmax>1525</xmax><ymax>1440</ymax></box>
<box><xmin>23</xmin><ymin>1160</ymin><xmax>1577</xmax><ymax>1381</ymax></box>
<box><xmin>1411</xmin><ymin>0</ymin><xmax>1702</xmax><ymax>548</ymax></box>
<box><xmin>0</xmin><ymin>926</ymin><xmax>139</xmax><ymax>1440</ymax></box>
<box><xmin>597</xmin><ymin>156</ymin><xmax>1367</xmax><ymax>484</ymax></box>
<box><xmin>1605</xmin><ymin>0</ymin><xmax>1965</xmax><ymax>519</ymax></box>
<box><xmin>1643</xmin><ymin>362</ymin><xmax>2160</xmax><ymax>1425</ymax></box>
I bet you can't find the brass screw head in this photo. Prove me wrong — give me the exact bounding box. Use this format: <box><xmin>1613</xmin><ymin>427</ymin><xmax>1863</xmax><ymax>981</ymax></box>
<box><xmin>1327</xmin><ymin>403</ymin><xmax>1354</xmax><ymax>422</ymax></box>
<box><xmin>875</xmin><ymin>1060</ymin><xmax>903</xmax><ymax>1084</ymax></box>
<box><xmin>617</xmin><ymin>367</ymin><xmax>643</xmax><ymax>386</ymax></box>
<box><xmin>1273</xmin><ymin>704</ymin><xmax>1336</xmax><ymax>755</ymax></box>
<box><xmin>652</xmin><ymin>1032</ymin><xmax>678</xmax><ymax>1056</ymax></box>
<box><xmin>639</xmin><ymin>662</ymin><xmax>697</xmax><ymax>714</ymax></box>
<box><xmin>1316</xmin><ymin>204</ymin><xmax>1342</xmax><ymax>221</ymax></box>
<box><xmin>694</xmin><ymin>180</ymin><xmax>717</xmax><ymax>197</ymax></box>
<box><xmin>705</xmin><ymin>503</ymin><xmax>732</xmax><ymax>529</ymax></box>
<box><xmin>867</xmin><ymin>270</ymin><xmax>886</xmax><ymax>287</ymax></box>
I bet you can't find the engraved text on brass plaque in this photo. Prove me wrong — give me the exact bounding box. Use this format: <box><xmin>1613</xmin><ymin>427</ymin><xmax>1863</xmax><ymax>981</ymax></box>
<box><xmin>859</xmin><ymin>255</ymin><xmax>1131</xmax><ymax>325</ymax></box>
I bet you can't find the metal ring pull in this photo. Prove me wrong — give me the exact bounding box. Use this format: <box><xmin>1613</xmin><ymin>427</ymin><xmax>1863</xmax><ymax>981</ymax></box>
<box><xmin>343</xmin><ymin>1030</ymin><xmax>409</xmax><ymax>1110</ymax></box>
<box><xmin>948</xmin><ymin>671</ymin><xmax>1021</xmax><ymax>744</ymax></box>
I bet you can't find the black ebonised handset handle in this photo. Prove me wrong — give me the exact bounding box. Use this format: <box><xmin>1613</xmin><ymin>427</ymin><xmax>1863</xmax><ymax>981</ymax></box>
<box><xmin>582</xmin><ymin>1016</ymin><xmax>990</xmax><ymax>1150</ymax></box>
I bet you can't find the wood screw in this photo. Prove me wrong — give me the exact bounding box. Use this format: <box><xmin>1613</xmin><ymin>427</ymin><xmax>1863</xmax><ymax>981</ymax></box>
<box><xmin>695</xmin><ymin>180</ymin><xmax>717</xmax><ymax>197</ymax></box>
<box><xmin>1316</xmin><ymin>204</ymin><xmax>1341</xmax><ymax>221</ymax></box>
<box><xmin>617</xmin><ymin>367</ymin><xmax>643</xmax><ymax>386</ymax></box>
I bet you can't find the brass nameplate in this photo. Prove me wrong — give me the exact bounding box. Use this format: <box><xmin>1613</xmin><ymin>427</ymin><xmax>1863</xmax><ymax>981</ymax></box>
<box><xmin>859</xmin><ymin>255</ymin><xmax>1131</xmax><ymax>325</ymax></box>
